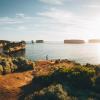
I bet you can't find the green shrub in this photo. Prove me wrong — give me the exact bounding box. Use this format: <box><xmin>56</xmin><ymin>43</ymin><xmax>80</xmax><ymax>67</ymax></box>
<box><xmin>51</xmin><ymin>66</ymin><xmax>96</xmax><ymax>89</ymax></box>
<box><xmin>32</xmin><ymin>75</ymin><xmax>52</xmax><ymax>87</ymax></box>
<box><xmin>31</xmin><ymin>65</ymin><xmax>96</xmax><ymax>90</ymax></box>
<box><xmin>25</xmin><ymin>84</ymin><xmax>72</xmax><ymax>100</ymax></box>
<box><xmin>93</xmin><ymin>77</ymin><xmax>100</xmax><ymax>93</ymax></box>
<box><xmin>0</xmin><ymin>65</ymin><xmax>3</xmax><ymax>75</ymax></box>
<box><xmin>0</xmin><ymin>56</ymin><xmax>34</xmax><ymax>75</ymax></box>
<box><xmin>3</xmin><ymin>66</ymin><xmax>11</xmax><ymax>74</ymax></box>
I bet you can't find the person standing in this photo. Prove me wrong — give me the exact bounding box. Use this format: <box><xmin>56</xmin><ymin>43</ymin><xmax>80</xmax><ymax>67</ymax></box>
<box><xmin>46</xmin><ymin>55</ymin><xmax>48</xmax><ymax>60</ymax></box>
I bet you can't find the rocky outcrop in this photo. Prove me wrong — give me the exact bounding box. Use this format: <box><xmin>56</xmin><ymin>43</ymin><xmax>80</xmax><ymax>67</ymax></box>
<box><xmin>64</xmin><ymin>39</ymin><xmax>85</xmax><ymax>44</ymax></box>
<box><xmin>36</xmin><ymin>40</ymin><xmax>44</xmax><ymax>43</ymax></box>
<box><xmin>31</xmin><ymin>40</ymin><xmax>34</xmax><ymax>44</ymax></box>
<box><xmin>3</xmin><ymin>41</ymin><xmax>26</xmax><ymax>54</ymax></box>
<box><xmin>88</xmin><ymin>39</ymin><xmax>100</xmax><ymax>43</ymax></box>
<box><xmin>0</xmin><ymin>40</ymin><xmax>10</xmax><ymax>47</ymax></box>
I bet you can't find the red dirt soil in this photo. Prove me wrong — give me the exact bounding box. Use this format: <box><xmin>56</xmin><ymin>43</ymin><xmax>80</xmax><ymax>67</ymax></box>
<box><xmin>0</xmin><ymin>71</ymin><xmax>33</xmax><ymax>100</ymax></box>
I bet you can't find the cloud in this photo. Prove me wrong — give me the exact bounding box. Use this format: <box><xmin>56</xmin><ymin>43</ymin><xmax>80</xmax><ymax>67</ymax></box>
<box><xmin>38</xmin><ymin>8</ymin><xmax>74</xmax><ymax>24</ymax></box>
<box><xmin>17</xmin><ymin>26</ymin><xmax>27</xmax><ymax>30</ymax></box>
<box><xmin>0</xmin><ymin>8</ymin><xmax>100</xmax><ymax>40</ymax></box>
<box><xmin>84</xmin><ymin>4</ymin><xmax>100</xmax><ymax>8</ymax></box>
<box><xmin>0</xmin><ymin>17</ymin><xmax>23</xmax><ymax>25</ymax></box>
<box><xmin>0</xmin><ymin>13</ymin><xmax>33</xmax><ymax>25</ymax></box>
<box><xmin>16</xmin><ymin>13</ymin><xmax>32</xmax><ymax>20</ymax></box>
<box><xmin>37</xmin><ymin>7</ymin><xmax>100</xmax><ymax>39</ymax></box>
<box><xmin>16</xmin><ymin>13</ymin><xmax>25</xmax><ymax>18</ymax></box>
<box><xmin>39</xmin><ymin>0</ymin><xmax>64</xmax><ymax>5</ymax></box>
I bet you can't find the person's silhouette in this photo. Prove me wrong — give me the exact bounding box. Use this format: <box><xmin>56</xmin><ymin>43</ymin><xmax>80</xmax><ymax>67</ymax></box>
<box><xmin>46</xmin><ymin>55</ymin><xmax>48</xmax><ymax>60</ymax></box>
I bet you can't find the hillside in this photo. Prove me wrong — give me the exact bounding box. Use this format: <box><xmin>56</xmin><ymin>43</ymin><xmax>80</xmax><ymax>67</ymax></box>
<box><xmin>0</xmin><ymin>71</ymin><xmax>33</xmax><ymax>100</ymax></box>
<box><xmin>0</xmin><ymin>59</ymin><xmax>100</xmax><ymax>100</ymax></box>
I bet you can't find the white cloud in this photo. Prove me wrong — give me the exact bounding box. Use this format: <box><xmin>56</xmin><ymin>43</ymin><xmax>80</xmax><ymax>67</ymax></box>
<box><xmin>16</xmin><ymin>13</ymin><xmax>33</xmax><ymax>20</ymax></box>
<box><xmin>37</xmin><ymin>8</ymin><xmax>100</xmax><ymax>39</ymax></box>
<box><xmin>38</xmin><ymin>8</ymin><xmax>73</xmax><ymax>24</ymax></box>
<box><xmin>0</xmin><ymin>13</ymin><xmax>33</xmax><ymax>25</ymax></box>
<box><xmin>16</xmin><ymin>13</ymin><xmax>25</xmax><ymax>18</ymax></box>
<box><xmin>39</xmin><ymin>0</ymin><xmax>64</xmax><ymax>5</ymax></box>
<box><xmin>0</xmin><ymin>17</ymin><xmax>23</xmax><ymax>25</ymax></box>
<box><xmin>0</xmin><ymin>9</ymin><xmax>100</xmax><ymax>40</ymax></box>
<box><xmin>84</xmin><ymin>4</ymin><xmax>100</xmax><ymax>8</ymax></box>
<box><xmin>17</xmin><ymin>26</ymin><xmax>27</xmax><ymax>30</ymax></box>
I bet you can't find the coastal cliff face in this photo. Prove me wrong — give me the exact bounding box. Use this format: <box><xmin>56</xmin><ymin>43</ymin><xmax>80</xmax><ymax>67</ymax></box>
<box><xmin>36</xmin><ymin>40</ymin><xmax>44</xmax><ymax>43</ymax></box>
<box><xmin>88</xmin><ymin>39</ymin><xmax>100</xmax><ymax>43</ymax></box>
<box><xmin>0</xmin><ymin>40</ymin><xmax>10</xmax><ymax>47</ymax></box>
<box><xmin>3</xmin><ymin>41</ymin><xmax>26</xmax><ymax>53</ymax></box>
<box><xmin>64</xmin><ymin>39</ymin><xmax>85</xmax><ymax>44</ymax></box>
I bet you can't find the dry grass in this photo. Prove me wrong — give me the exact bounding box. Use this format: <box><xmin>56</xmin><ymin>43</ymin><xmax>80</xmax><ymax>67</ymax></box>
<box><xmin>0</xmin><ymin>71</ymin><xmax>33</xmax><ymax>100</ymax></box>
<box><xmin>34</xmin><ymin>60</ymin><xmax>75</xmax><ymax>76</ymax></box>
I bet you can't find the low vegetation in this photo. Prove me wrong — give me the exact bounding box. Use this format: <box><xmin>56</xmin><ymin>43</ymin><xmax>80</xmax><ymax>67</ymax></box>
<box><xmin>20</xmin><ymin>61</ymin><xmax>100</xmax><ymax>100</ymax></box>
<box><xmin>0</xmin><ymin>53</ymin><xmax>99</xmax><ymax>100</ymax></box>
<box><xmin>24</xmin><ymin>84</ymin><xmax>75</xmax><ymax>100</ymax></box>
<box><xmin>0</xmin><ymin>54</ymin><xmax>35</xmax><ymax>75</ymax></box>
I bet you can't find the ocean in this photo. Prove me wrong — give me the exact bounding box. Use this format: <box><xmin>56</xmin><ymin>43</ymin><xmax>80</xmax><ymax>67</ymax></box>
<box><xmin>25</xmin><ymin>42</ymin><xmax>100</xmax><ymax>65</ymax></box>
<box><xmin>0</xmin><ymin>42</ymin><xmax>100</xmax><ymax>65</ymax></box>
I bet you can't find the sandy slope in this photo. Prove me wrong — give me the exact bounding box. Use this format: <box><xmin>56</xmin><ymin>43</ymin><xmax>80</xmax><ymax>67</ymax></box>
<box><xmin>0</xmin><ymin>71</ymin><xmax>33</xmax><ymax>100</ymax></box>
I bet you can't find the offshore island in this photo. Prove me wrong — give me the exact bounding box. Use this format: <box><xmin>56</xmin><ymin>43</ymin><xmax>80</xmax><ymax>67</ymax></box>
<box><xmin>0</xmin><ymin>40</ymin><xmax>100</xmax><ymax>100</ymax></box>
<box><xmin>64</xmin><ymin>39</ymin><xmax>85</xmax><ymax>44</ymax></box>
<box><xmin>88</xmin><ymin>39</ymin><xmax>100</xmax><ymax>43</ymax></box>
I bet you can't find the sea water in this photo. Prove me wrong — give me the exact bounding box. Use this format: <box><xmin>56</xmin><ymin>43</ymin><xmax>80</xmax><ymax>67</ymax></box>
<box><xmin>25</xmin><ymin>42</ymin><xmax>100</xmax><ymax>65</ymax></box>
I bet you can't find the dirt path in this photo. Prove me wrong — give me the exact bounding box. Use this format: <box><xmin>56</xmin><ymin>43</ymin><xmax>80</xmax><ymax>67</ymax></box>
<box><xmin>0</xmin><ymin>71</ymin><xmax>33</xmax><ymax>100</ymax></box>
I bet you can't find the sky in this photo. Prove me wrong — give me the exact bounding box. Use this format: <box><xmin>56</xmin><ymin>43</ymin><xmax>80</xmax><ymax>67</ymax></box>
<box><xmin>0</xmin><ymin>0</ymin><xmax>100</xmax><ymax>41</ymax></box>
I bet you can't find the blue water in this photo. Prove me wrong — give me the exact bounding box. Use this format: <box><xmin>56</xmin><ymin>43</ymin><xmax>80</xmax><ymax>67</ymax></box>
<box><xmin>25</xmin><ymin>42</ymin><xmax>100</xmax><ymax>65</ymax></box>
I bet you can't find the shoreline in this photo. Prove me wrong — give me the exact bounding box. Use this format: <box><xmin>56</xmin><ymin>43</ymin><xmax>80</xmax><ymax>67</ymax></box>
<box><xmin>0</xmin><ymin>42</ymin><xmax>100</xmax><ymax>65</ymax></box>
<box><xmin>0</xmin><ymin>53</ymin><xmax>99</xmax><ymax>75</ymax></box>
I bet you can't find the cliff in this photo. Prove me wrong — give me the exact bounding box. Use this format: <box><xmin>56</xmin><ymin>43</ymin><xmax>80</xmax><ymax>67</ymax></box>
<box><xmin>0</xmin><ymin>40</ymin><xmax>10</xmax><ymax>47</ymax></box>
<box><xmin>3</xmin><ymin>41</ymin><xmax>26</xmax><ymax>54</ymax></box>
<box><xmin>64</xmin><ymin>39</ymin><xmax>85</xmax><ymax>44</ymax></box>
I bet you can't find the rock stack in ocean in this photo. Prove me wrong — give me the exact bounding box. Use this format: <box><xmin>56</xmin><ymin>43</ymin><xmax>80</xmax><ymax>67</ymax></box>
<box><xmin>64</xmin><ymin>39</ymin><xmax>85</xmax><ymax>44</ymax></box>
<box><xmin>36</xmin><ymin>40</ymin><xmax>44</xmax><ymax>43</ymax></box>
<box><xmin>88</xmin><ymin>39</ymin><xmax>100</xmax><ymax>43</ymax></box>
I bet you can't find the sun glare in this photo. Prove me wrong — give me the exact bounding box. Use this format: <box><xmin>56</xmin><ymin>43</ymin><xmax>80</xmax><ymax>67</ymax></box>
<box><xmin>84</xmin><ymin>39</ymin><xmax>88</xmax><ymax>43</ymax></box>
